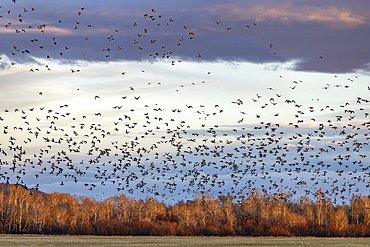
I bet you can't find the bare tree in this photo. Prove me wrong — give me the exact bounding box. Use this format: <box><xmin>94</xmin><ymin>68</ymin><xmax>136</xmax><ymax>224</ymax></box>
<box><xmin>173</xmin><ymin>202</ymin><xmax>196</xmax><ymax>229</ymax></box>
<box><xmin>219</xmin><ymin>195</ymin><xmax>236</xmax><ymax>226</ymax></box>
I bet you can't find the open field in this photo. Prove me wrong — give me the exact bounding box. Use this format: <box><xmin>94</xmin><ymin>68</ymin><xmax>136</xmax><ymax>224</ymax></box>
<box><xmin>0</xmin><ymin>236</ymin><xmax>369</xmax><ymax>247</ymax></box>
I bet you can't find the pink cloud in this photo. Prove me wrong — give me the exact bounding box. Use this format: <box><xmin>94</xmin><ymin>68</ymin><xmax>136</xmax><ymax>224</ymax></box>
<box><xmin>207</xmin><ymin>4</ymin><xmax>367</xmax><ymax>28</ymax></box>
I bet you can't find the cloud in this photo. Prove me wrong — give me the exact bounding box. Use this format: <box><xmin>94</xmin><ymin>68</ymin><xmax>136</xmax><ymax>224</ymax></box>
<box><xmin>0</xmin><ymin>1</ymin><xmax>369</xmax><ymax>74</ymax></box>
<box><xmin>0</xmin><ymin>26</ymin><xmax>74</xmax><ymax>35</ymax></box>
<box><xmin>40</xmin><ymin>26</ymin><xmax>113</xmax><ymax>36</ymax></box>
<box><xmin>207</xmin><ymin>3</ymin><xmax>368</xmax><ymax>28</ymax></box>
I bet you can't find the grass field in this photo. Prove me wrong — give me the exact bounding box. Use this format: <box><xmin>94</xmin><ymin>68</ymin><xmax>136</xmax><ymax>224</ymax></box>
<box><xmin>0</xmin><ymin>236</ymin><xmax>369</xmax><ymax>247</ymax></box>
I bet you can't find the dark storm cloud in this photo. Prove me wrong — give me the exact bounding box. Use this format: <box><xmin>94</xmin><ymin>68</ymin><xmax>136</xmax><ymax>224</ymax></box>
<box><xmin>0</xmin><ymin>0</ymin><xmax>369</xmax><ymax>73</ymax></box>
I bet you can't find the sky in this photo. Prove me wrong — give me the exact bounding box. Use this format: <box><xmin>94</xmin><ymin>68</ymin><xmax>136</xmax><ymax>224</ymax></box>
<box><xmin>0</xmin><ymin>0</ymin><xmax>369</xmax><ymax>204</ymax></box>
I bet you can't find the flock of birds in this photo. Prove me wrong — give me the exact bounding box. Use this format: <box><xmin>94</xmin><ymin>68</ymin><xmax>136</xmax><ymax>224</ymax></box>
<box><xmin>0</xmin><ymin>3</ymin><xmax>369</xmax><ymax>204</ymax></box>
<box><xmin>2</xmin><ymin>3</ymin><xmax>263</xmax><ymax>72</ymax></box>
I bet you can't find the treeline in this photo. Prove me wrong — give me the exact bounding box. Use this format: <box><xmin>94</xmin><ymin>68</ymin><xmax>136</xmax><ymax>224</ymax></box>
<box><xmin>1</xmin><ymin>184</ymin><xmax>370</xmax><ymax>236</ymax></box>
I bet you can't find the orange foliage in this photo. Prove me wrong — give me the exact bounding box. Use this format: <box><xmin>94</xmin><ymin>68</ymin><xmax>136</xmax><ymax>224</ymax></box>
<box><xmin>0</xmin><ymin>184</ymin><xmax>370</xmax><ymax>236</ymax></box>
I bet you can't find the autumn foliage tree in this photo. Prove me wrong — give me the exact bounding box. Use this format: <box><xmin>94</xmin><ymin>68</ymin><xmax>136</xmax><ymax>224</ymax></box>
<box><xmin>0</xmin><ymin>183</ymin><xmax>370</xmax><ymax>236</ymax></box>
